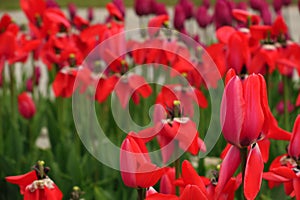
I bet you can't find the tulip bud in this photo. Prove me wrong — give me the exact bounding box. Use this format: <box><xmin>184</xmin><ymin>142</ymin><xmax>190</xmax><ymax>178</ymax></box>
<box><xmin>68</xmin><ymin>3</ymin><xmax>77</xmax><ymax>20</ymax></box>
<box><xmin>195</xmin><ymin>6</ymin><xmax>212</xmax><ymax>28</ymax></box>
<box><xmin>87</xmin><ymin>7</ymin><xmax>94</xmax><ymax>22</ymax></box>
<box><xmin>18</xmin><ymin>92</ymin><xmax>36</xmax><ymax>119</ymax></box>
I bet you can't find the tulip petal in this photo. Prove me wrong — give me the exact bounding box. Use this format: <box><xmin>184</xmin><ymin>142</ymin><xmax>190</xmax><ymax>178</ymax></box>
<box><xmin>146</xmin><ymin>193</ymin><xmax>178</xmax><ymax>200</ymax></box>
<box><xmin>6</xmin><ymin>171</ymin><xmax>37</xmax><ymax>195</ymax></box>
<box><xmin>240</xmin><ymin>74</ymin><xmax>264</xmax><ymax>147</ymax></box>
<box><xmin>244</xmin><ymin>144</ymin><xmax>263</xmax><ymax>200</ymax></box>
<box><xmin>293</xmin><ymin>178</ymin><xmax>300</xmax><ymax>200</ymax></box>
<box><xmin>288</xmin><ymin>115</ymin><xmax>300</xmax><ymax>158</ymax></box>
<box><xmin>179</xmin><ymin>184</ymin><xmax>208</xmax><ymax>200</ymax></box>
<box><xmin>221</xmin><ymin>76</ymin><xmax>245</xmax><ymax>147</ymax></box>
<box><xmin>215</xmin><ymin>146</ymin><xmax>241</xmax><ymax>198</ymax></box>
<box><xmin>216</xmin><ymin>26</ymin><xmax>236</xmax><ymax>44</ymax></box>
<box><xmin>181</xmin><ymin>160</ymin><xmax>207</xmax><ymax>195</ymax></box>
<box><xmin>257</xmin><ymin>138</ymin><xmax>270</xmax><ymax>163</ymax></box>
<box><xmin>128</xmin><ymin>74</ymin><xmax>152</xmax><ymax>98</ymax></box>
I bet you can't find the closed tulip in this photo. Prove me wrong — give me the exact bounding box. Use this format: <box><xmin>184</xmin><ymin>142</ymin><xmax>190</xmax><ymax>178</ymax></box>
<box><xmin>18</xmin><ymin>92</ymin><xmax>36</xmax><ymax>119</ymax></box>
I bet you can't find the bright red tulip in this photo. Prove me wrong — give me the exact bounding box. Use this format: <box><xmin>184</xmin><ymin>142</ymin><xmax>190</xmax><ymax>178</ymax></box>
<box><xmin>18</xmin><ymin>92</ymin><xmax>36</xmax><ymax>119</ymax></box>
<box><xmin>120</xmin><ymin>134</ymin><xmax>164</xmax><ymax>188</ymax></box>
<box><xmin>6</xmin><ymin>161</ymin><xmax>63</xmax><ymax>200</ymax></box>
<box><xmin>160</xmin><ymin>167</ymin><xmax>176</xmax><ymax>195</ymax></box>
<box><xmin>288</xmin><ymin>115</ymin><xmax>300</xmax><ymax>159</ymax></box>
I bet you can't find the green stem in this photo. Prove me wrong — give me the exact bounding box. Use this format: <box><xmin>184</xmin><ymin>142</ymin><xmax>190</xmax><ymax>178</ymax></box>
<box><xmin>31</xmin><ymin>53</ymin><xmax>36</xmax><ymax>98</ymax></box>
<box><xmin>137</xmin><ymin>188</ymin><xmax>146</xmax><ymax>200</ymax></box>
<box><xmin>240</xmin><ymin>148</ymin><xmax>248</xmax><ymax>200</ymax></box>
<box><xmin>57</xmin><ymin>97</ymin><xmax>65</xmax><ymax>136</ymax></box>
<box><xmin>282</xmin><ymin>75</ymin><xmax>290</xmax><ymax>131</ymax></box>
<box><xmin>9</xmin><ymin>65</ymin><xmax>16</xmax><ymax>121</ymax></box>
<box><xmin>174</xmin><ymin>141</ymin><xmax>181</xmax><ymax>196</ymax></box>
<box><xmin>265</xmin><ymin>72</ymin><xmax>271</xmax><ymax>104</ymax></box>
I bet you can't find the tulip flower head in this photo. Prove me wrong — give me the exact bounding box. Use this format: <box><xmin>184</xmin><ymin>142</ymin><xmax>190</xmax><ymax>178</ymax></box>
<box><xmin>18</xmin><ymin>92</ymin><xmax>36</xmax><ymax>119</ymax></box>
<box><xmin>6</xmin><ymin>161</ymin><xmax>63</xmax><ymax>200</ymax></box>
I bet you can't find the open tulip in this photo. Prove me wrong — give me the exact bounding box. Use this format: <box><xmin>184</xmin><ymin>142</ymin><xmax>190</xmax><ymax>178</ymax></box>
<box><xmin>6</xmin><ymin>161</ymin><xmax>63</xmax><ymax>200</ymax></box>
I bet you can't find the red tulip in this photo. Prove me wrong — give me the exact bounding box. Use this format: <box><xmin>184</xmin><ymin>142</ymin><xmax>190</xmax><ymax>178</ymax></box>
<box><xmin>195</xmin><ymin>6</ymin><xmax>212</xmax><ymax>29</ymax></box>
<box><xmin>152</xmin><ymin>1</ymin><xmax>168</xmax><ymax>15</ymax></box>
<box><xmin>214</xmin><ymin>0</ymin><xmax>233</xmax><ymax>29</ymax></box>
<box><xmin>106</xmin><ymin>2</ymin><xmax>124</xmax><ymax>21</ymax></box>
<box><xmin>134</xmin><ymin>0</ymin><xmax>153</xmax><ymax>16</ymax></box>
<box><xmin>288</xmin><ymin>115</ymin><xmax>300</xmax><ymax>159</ymax></box>
<box><xmin>250</xmin><ymin>0</ymin><xmax>264</xmax><ymax>11</ymax></box>
<box><xmin>178</xmin><ymin>0</ymin><xmax>194</xmax><ymax>20</ymax></box>
<box><xmin>52</xmin><ymin>67</ymin><xmax>77</xmax><ymax>98</ymax></box>
<box><xmin>160</xmin><ymin>167</ymin><xmax>176</xmax><ymax>195</ymax></box>
<box><xmin>221</xmin><ymin>72</ymin><xmax>290</xmax><ymax>147</ymax></box>
<box><xmin>18</xmin><ymin>92</ymin><xmax>36</xmax><ymax>119</ymax></box>
<box><xmin>114</xmin><ymin>74</ymin><xmax>152</xmax><ymax>108</ymax></box>
<box><xmin>174</xmin><ymin>5</ymin><xmax>186</xmax><ymax>32</ymax></box>
<box><xmin>6</xmin><ymin>161</ymin><xmax>63</xmax><ymax>200</ymax></box>
<box><xmin>232</xmin><ymin>9</ymin><xmax>260</xmax><ymax>26</ymax></box>
<box><xmin>120</xmin><ymin>134</ymin><xmax>164</xmax><ymax>188</ymax></box>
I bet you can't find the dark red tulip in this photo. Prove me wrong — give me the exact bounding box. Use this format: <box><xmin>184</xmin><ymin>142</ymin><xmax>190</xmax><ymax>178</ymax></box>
<box><xmin>273</xmin><ymin>0</ymin><xmax>283</xmax><ymax>14</ymax></box>
<box><xmin>214</xmin><ymin>0</ymin><xmax>233</xmax><ymax>29</ymax></box>
<box><xmin>250</xmin><ymin>0</ymin><xmax>265</xmax><ymax>11</ymax></box>
<box><xmin>283</xmin><ymin>0</ymin><xmax>291</xmax><ymax>6</ymax></box>
<box><xmin>202</xmin><ymin>0</ymin><xmax>210</xmax><ymax>9</ymax></box>
<box><xmin>113</xmin><ymin>0</ymin><xmax>125</xmax><ymax>17</ymax></box>
<box><xmin>18</xmin><ymin>92</ymin><xmax>36</xmax><ymax>119</ymax></box>
<box><xmin>46</xmin><ymin>0</ymin><xmax>59</xmax><ymax>8</ymax></box>
<box><xmin>260</xmin><ymin>6</ymin><xmax>272</xmax><ymax>25</ymax></box>
<box><xmin>195</xmin><ymin>6</ymin><xmax>212</xmax><ymax>29</ymax></box>
<box><xmin>67</xmin><ymin>3</ymin><xmax>77</xmax><ymax>20</ymax></box>
<box><xmin>134</xmin><ymin>0</ymin><xmax>153</xmax><ymax>16</ymax></box>
<box><xmin>179</xmin><ymin>0</ymin><xmax>194</xmax><ymax>20</ymax></box>
<box><xmin>87</xmin><ymin>7</ymin><xmax>94</xmax><ymax>22</ymax></box>
<box><xmin>174</xmin><ymin>5</ymin><xmax>186</xmax><ymax>31</ymax></box>
<box><xmin>152</xmin><ymin>1</ymin><xmax>168</xmax><ymax>15</ymax></box>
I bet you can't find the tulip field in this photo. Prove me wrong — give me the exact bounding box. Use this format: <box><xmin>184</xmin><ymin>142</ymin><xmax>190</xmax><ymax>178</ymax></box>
<box><xmin>1</xmin><ymin>0</ymin><xmax>300</xmax><ymax>199</ymax></box>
